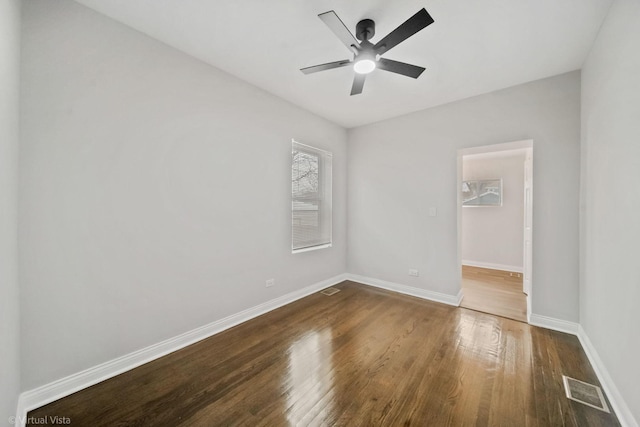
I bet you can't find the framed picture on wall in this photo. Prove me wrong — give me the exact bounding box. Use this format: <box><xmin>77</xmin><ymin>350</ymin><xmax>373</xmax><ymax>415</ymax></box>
<box><xmin>462</xmin><ymin>179</ymin><xmax>502</xmax><ymax>206</ymax></box>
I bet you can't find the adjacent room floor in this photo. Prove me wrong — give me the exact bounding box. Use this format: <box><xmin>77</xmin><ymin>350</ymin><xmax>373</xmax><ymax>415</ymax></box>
<box><xmin>461</xmin><ymin>265</ymin><xmax>528</xmax><ymax>322</ymax></box>
<box><xmin>28</xmin><ymin>281</ymin><xmax>617</xmax><ymax>426</ymax></box>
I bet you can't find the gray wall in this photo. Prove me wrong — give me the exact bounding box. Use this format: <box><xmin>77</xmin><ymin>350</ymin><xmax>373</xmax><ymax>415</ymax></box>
<box><xmin>347</xmin><ymin>71</ymin><xmax>581</xmax><ymax>321</ymax></box>
<box><xmin>462</xmin><ymin>151</ymin><xmax>525</xmax><ymax>271</ymax></box>
<box><xmin>0</xmin><ymin>0</ymin><xmax>21</xmax><ymax>422</ymax></box>
<box><xmin>20</xmin><ymin>0</ymin><xmax>347</xmax><ymax>390</ymax></box>
<box><xmin>581</xmin><ymin>0</ymin><xmax>640</xmax><ymax>421</ymax></box>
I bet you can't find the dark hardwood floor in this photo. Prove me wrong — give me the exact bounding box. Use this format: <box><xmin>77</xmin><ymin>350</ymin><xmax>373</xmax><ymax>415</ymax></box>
<box><xmin>28</xmin><ymin>281</ymin><xmax>619</xmax><ymax>426</ymax></box>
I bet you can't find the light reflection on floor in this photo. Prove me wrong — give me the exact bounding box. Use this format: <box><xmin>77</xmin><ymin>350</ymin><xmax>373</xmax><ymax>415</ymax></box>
<box><xmin>456</xmin><ymin>308</ymin><xmax>532</xmax><ymax>386</ymax></box>
<box><xmin>456</xmin><ymin>310</ymin><xmax>502</xmax><ymax>363</ymax></box>
<box><xmin>286</xmin><ymin>329</ymin><xmax>334</xmax><ymax>426</ymax></box>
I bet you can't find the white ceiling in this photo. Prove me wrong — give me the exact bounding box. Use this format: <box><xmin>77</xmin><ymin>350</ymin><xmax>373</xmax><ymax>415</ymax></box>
<box><xmin>73</xmin><ymin>0</ymin><xmax>612</xmax><ymax>128</ymax></box>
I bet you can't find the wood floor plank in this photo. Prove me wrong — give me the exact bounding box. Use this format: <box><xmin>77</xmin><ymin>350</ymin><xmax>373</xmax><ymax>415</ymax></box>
<box><xmin>461</xmin><ymin>265</ymin><xmax>528</xmax><ymax>322</ymax></box>
<box><xmin>28</xmin><ymin>281</ymin><xmax>619</xmax><ymax>426</ymax></box>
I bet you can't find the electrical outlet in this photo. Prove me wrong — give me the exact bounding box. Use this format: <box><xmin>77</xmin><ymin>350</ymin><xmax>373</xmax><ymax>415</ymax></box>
<box><xmin>266</xmin><ymin>279</ymin><xmax>275</xmax><ymax>287</ymax></box>
<box><xmin>408</xmin><ymin>269</ymin><xmax>419</xmax><ymax>277</ymax></box>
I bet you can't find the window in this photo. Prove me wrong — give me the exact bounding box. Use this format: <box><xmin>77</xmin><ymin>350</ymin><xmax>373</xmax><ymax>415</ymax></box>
<box><xmin>291</xmin><ymin>140</ymin><xmax>332</xmax><ymax>252</ymax></box>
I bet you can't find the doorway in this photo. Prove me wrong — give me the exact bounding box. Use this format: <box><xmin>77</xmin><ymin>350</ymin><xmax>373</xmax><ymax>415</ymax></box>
<box><xmin>457</xmin><ymin>140</ymin><xmax>533</xmax><ymax>323</ymax></box>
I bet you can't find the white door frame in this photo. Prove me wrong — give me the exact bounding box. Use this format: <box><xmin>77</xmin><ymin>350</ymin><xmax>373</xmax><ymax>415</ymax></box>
<box><xmin>523</xmin><ymin>147</ymin><xmax>533</xmax><ymax>320</ymax></box>
<box><xmin>457</xmin><ymin>139</ymin><xmax>534</xmax><ymax>322</ymax></box>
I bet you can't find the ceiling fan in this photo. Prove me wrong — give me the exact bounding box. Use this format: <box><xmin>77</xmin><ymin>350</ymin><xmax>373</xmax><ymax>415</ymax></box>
<box><xmin>300</xmin><ymin>8</ymin><xmax>434</xmax><ymax>95</ymax></box>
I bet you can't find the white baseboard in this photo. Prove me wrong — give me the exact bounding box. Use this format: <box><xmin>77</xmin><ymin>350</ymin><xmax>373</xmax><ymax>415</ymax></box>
<box><xmin>462</xmin><ymin>260</ymin><xmax>523</xmax><ymax>273</ymax></box>
<box><xmin>577</xmin><ymin>326</ymin><xmax>638</xmax><ymax>427</ymax></box>
<box><xmin>346</xmin><ymin>274</ymin><xmax>462</xmax><ymax>307</ymax></box>
<box><xmin>528</xmin><ymin>313</ymin><xmax>579</xmax><ymax>335</ymax></box>
<box><xmin>15</xmin><ymin>273</ymin><xmax>348</xmax><ymax>426</ymax></box>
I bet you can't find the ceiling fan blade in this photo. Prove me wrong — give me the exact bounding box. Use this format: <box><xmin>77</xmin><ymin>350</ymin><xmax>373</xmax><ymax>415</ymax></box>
<box><xmin>300</xmin><ymin>59</ymin><xmax>352</xmax><ymax>74</ymax></box>
<box><xmin>374</xmin><ymin>8</ymin><xmax>434</xmax><ymax>55</ymax></box>
<box><xmin>318</xmin><ymin>11</ymin><xmax>361</xmax><ymax>53</ymax></box>
<box><xmin>377</xmin><ymin>58</ymin><xmax>425</xmax><ymax>79</ymax></box>
<box><xmin>350</xmin><ymin>73</ymin><xmax>366</xmax><ymax>95</ymax></box>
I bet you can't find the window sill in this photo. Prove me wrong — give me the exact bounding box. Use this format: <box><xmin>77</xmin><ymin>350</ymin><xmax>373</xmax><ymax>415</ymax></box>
<box><xmin>292</xmin><ymin>243</ymin><xmax>332</xmax><ymax>254</ymax></box>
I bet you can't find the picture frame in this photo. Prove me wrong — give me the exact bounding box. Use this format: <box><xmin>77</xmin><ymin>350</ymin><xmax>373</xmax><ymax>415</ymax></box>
<box><xmin>462</xmin><ymin>179</ymin><xmax>502</xmax><ymax>206</ymax></box>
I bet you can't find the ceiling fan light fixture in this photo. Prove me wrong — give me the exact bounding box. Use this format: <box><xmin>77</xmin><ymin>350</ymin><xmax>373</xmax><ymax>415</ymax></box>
<box><xmin>354</xmin><ymin>58</ymin><xmax>376</xmax><ymax>74</ymax></box>
<box><xmin>300</xmin><ymin>9</ymin><xmax>434</xmax><ymax>95</ymax></box>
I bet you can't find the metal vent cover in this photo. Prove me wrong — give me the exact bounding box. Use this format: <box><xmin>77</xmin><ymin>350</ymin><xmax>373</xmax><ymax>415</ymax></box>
<box><xmin>562</xmin><ymin>375</ymin><xmax>610</xmax><ymax>413</ymax></box>
<box><xmin>320</xmin><ymin>287</ymin><xmax>341</xmax><ymax>296</ymax></box>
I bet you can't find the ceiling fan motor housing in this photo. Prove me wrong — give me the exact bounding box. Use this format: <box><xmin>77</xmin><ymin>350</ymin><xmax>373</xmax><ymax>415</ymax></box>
<box><xmin>356</xmin><ymin>19</ymin><xmax>375</xmax><ymax>41</ymax></box>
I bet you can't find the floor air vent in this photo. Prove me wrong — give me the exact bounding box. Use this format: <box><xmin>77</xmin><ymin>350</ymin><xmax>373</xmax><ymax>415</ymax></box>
<box><xmin>320</xmin><ymin>287</ymin><xmax>341</xmax><ymax>296</ymax></box>
<box><xmin>562</xmin><ymin>375</ymin><xmax>610</xmax><ymax>413</ymax></box>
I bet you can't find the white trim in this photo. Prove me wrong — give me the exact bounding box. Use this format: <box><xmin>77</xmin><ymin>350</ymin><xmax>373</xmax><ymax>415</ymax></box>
<box><xmin>462</xmin><ymin>147</ymin><xmax>530</xmax><ymax>161</ymax></box>
<box><xmin>455</xmin><ymin>289</ymin><xmax>464</xmax><ymax>306</ymax></box>
<box><xmin>577</xmin><ymin>325</ymin><xmax>638</xmax><ymax>427</ymax></box>
<box><xmin>15</xmin><ymin>274</ymin><xmax>348</xmax><ymax>425</ymax></box>
<box><xmin>528</xmin><ymin>313</ymin><xmax>579</xmax><ymax>335</ymax></box>
<box><xmin>292</xmin><ymin>243</ymin><xmax>332</xmax><ymax>254</ymax></box>
<box><xmin>459</xmin><ymin>139</ymin><xmax>534</xmax><ymax>156</ymax></box>
<box><xmin>291</xmin><ymin>138</ymin><xmax>332</xmax><ymax>157</ymax></box>
<box><xmin>462</xmin><ymin>260</ymin><xmax>523</xmax><ymax>273</ymax></box>
<box><xmin>346</xmin><ymin>274</ymin><xmax>462</xmax><ymax>307</ymax></box>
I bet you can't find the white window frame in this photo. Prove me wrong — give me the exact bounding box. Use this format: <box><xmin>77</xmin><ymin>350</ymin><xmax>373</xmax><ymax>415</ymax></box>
<box><xmin>291</xmin><ymin>139</ymin><xmax>332</xmax><ymax>253</ymax></box>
